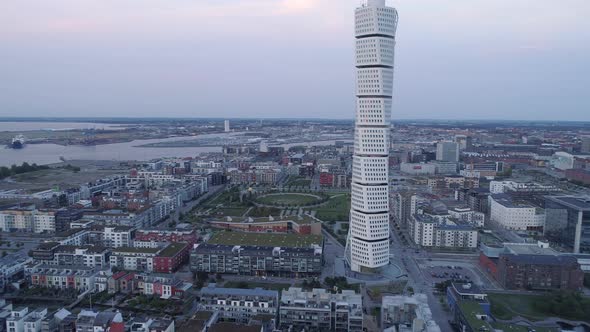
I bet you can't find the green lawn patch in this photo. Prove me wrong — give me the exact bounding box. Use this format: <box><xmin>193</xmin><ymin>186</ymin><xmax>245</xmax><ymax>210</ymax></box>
<box><xmin>315</xmin><ymin>194</ymin><xmax>350</xmax><ymax>221</ymax></box>
<box><xmin>491</xmin><ymin>322</ymin><xmax>557</xmax><ymax>332</ymax></box>
<box><xmin>214</xmin><ymin>207</ymin><xmax>249</xmax><ymax>216</ymax></box>
<box><xmin>257</xmin><ymin>193</ymin><xmax>321</xmax><ymax>206</ymax></box>
<box><xmin>488</xmin><ymin>293</ymin><xmax>546</xmax><ymax>321</ymax></box>
<box><xmin>488</xmin><ymin>292</ymin><xmax>590</xmax><ymax>323</ymax></box>
<box><xmin>247</xmin><ymin>206</ymin><xmax>282</xmax><ymax>217</ymax></box>
<box><xmin>285</xmin><ymin>176</ymin><xmax>311</xmax><ymax>187</ymax></box>
<box><xmin>223</xmin><ymin>281</ymin><xmax>291</xmax><ymax>291</ymax></box>
<box><xmin>209</xmin><ymin>231</ymin><xmax>322</xmax><ymax>248</ymax></box>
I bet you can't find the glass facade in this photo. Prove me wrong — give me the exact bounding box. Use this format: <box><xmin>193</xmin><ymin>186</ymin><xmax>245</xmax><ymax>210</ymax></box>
<box><xmin>544</xmin><ymin>196</ymin><xmax>590</xmax><ymax>254</ymax></box>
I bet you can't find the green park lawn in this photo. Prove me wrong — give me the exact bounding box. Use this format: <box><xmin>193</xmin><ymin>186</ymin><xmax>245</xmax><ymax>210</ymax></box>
<box><xmin>257</xmin><ymin>193</ymin><xmax>320</xmax><ymax>206</ymax></box>
<box><xmin>315</xmin><ymin>194</ymin><xmax>350</xmax><ymax>221</ymax></box>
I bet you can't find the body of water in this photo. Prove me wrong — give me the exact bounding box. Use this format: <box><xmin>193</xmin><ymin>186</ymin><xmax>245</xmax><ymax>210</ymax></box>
<box><xmin>0</xmin><ymin>122</ymin><xmax>127</xmax><ymax>132</ymax></box>
<box><xmin>0</xmin><ymin>134</ymin><xmax>348</xmax><ymax>167</ymax></box>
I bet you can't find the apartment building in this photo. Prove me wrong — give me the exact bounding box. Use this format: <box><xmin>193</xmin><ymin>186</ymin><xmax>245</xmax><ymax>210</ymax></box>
<box><xmin>134</xmin><ymin>228</ymin><xmax>197</xmax><ymax>245</ymax></box>
<box><xmin>489</xmin><ymin>194</ymin><xmax>545</xmax><ymax>232</ymax></box>
<box><xmin>190</xmin><ymin>244</ymin><xmax>323</xmax><ymax>277</ymax></box>
<box><xmin>31</xmin><ymin>244</ymin><xmax>109</xmax><ymax>268</ymax></box>
<box><xmin>199</xmin><ymin>284</ymin><xmax>278</xmax><ymax>324</ymax></box>
<box><xmin>381</xmin><ymin>294</ymin><xmax>441</xmax><ymax>332</ymax></box>
<box><xmin>0</xmin><ymin>251</ymin><xmax>32</xmax><ymax>290</ymax></box>
<box><xmin>109</xmin><ymin>242</ymin><xmax>188</xmax><ymax>273</ymax></box>
<box><xmin>409</xmin><ymin>215</ymin><xmax>477</xmax><ymax>249</ymax></box>
<box><xmin>279</xmin><ymin>288</ymin><xmax>363</xmax><ymax>332</ymax></box>
<box><xmin>102</xmin><ymin>226</ymin><xmax>134</xmax><ymax>248</ymax></box>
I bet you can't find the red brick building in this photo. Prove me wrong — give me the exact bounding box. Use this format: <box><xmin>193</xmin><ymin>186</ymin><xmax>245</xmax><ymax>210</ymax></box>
<box><xmin>566</xmin><ymin>168</ymin><xmax>590</xmax><ymax>185</ymax></box>
<box><xmin>319</xmin><ymin>172</ymin><xmax>334</xmax><ymax>186</ymax></box>
<box><xmin>153</xmin><ymin>242</ymin><xmax>190</xmax><ymax>274</ymax></box>
<box><xmin>496</xmin><ymin>254</ymin><xmax>584</xmax><ymax>291</ymax></box>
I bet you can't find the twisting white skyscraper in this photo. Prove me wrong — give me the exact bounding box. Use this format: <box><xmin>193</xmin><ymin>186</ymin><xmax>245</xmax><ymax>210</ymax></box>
<box><xmin>345</xmin><ymin>0</ymin><xmax>398</xmax><ymax>273</ymax></box>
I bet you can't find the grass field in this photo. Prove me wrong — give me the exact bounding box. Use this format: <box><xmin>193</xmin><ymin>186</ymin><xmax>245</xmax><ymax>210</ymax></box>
<box><xmin>209</xmin><ymin>231</ymin><xmax>322</xmax><ymax>248</ymax></box>
<box><xmin>247</xmin><ymin>206</ymin><xmax>282</xmax><ymax>217</ymax></box>
<box><xmin>489</xmin><ymin>292</ymin><xmax>590</xmax><ymax>323</ymax></box>
<box><xmin>257</xmin><ymin>193</ymin><xmax>320</xmax><ymax>206</ymax></box>
<box><xmin>285</xmin><ymin>176</ymin><xmax>311</xmax><ymax>187</ymax></box>
<box><xmin>315</xmin><ymin>194</ymin><xmax>350</xmax><ymax>221</ymax></box>
<box><xmin>4</xmin><ymin>167</ymin><xmax>124</xmax><ymax>191</ymax></box>
<box><xmin>488</xmin><ymin>293</ymin><xmax>546</xmax><ymax>321</ymax></box>
<box><xmin>205</xmin><ymin>188</ymin><xmax>245</xmax><ymax>207</ymax></box>
<box><xmin>213</xmin><ymin>207</ymin><xmax>250</xmax><ymax>216</ymax></box>
<box><xmin>490</xmin><ymin>322</ymin><xmax>557</xmax><ymax>332</ymax></box>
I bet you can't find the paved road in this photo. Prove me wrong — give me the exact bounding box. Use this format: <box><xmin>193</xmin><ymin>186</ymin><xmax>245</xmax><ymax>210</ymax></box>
<box><xmin>156</xmin><ymin>184</ymin><xmax>226</xmax><ymax>228</ymax></box>
<box><xmin>389</xmin><ymin>223</ymin><xmax>453</xmax><ymax>331</ymax></box>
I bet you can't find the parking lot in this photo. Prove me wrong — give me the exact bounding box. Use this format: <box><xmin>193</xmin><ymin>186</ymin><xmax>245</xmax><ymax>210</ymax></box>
<box><xmin>425</xmin><ymin>265</ymin><xmax>475</xmax><ymax>284</ymax></box>
<box><xmin>414</xmin><ymin>258</ymin><xmax>496</xmax><ymax>289</ymax></box>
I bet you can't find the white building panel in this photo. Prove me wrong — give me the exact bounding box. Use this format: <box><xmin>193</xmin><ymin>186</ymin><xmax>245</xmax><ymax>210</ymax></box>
<box><xmin>352</xmin><ymin>156</ymin><xmax>388</xmax><ymax>184</ymax></box>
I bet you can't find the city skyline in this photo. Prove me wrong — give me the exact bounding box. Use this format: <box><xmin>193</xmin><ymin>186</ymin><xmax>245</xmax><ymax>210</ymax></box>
<box><xmin>1</xmin><ymin>0</ymin><xmax>589</xmax><ymax>120</ymax></box>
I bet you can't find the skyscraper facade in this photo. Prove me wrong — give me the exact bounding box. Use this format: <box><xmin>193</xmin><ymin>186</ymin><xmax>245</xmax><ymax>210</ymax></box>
<box><xmin>436</xmin><ymin>141</ymin><xmax>459</xmax><ymax>162</ymax></box>
<box><xmin>346</xmin><ymin>0</ymin><xmax>398</xmax><ymax>273</ymax></box>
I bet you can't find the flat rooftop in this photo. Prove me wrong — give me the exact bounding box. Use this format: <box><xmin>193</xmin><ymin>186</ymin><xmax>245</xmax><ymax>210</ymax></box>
<box><xmin>491</xmin><ymin>194</ymin><xmax>533</xmax><ymax>208</ymax></box>
<box><xmin>112</xmin><ymin>246</ymin><xmax>160</xmax><ymax>254</ymax></box>
<box><xmin>504</xmin><ymin>243</ymin><xmax>558</xmax><ymax>256</ymax></box>
<box><xmin>546</xmin><ymin>195</ymin><xmax>590</xmax><ymax>210</ymax></box>
<box><xmin>458</xmin><ymin>300</ymin><xmax>494</xmax><ymax>331</ymax></box>
<box><xmin>158</xmin><ymin>242</ymin><xmax>188</xmax><ymax>257</ymax></box>
<box><xmin>208</xmin><ymin>231</ymin><xmax>322</xmax><ymax>248</ymax></box>
<box><xmin>209</xmin><ymin>322</ymin><xmax>262</xmax><ymax>332</ymax></box>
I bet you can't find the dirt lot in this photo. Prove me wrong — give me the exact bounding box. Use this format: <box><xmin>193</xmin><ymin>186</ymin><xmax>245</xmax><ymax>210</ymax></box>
<box><xmin>0</xmin><ymin>160</ymin><xmax>129</xmax><ymax>192</ymax></box>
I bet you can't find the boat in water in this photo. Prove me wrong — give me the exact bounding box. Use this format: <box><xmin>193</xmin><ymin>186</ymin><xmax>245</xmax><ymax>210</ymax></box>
<box><xmin>11</xmin><ymin>135</ymin><xmax>25</xmax><ymax>149</ymax></box>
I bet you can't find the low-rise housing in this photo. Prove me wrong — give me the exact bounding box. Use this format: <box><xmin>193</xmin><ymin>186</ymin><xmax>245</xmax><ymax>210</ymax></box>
<box><xmin>27</xmin><ymin>264</ymin><xmax>98</xmax><ymax>292</ymax></box>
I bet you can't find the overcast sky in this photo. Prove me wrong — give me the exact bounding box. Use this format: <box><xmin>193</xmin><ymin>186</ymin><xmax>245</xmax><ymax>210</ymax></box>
<box><xmin>0</xmin><ymin>0</ymin><xmax>589</xmax><ymax>120</ymax></box>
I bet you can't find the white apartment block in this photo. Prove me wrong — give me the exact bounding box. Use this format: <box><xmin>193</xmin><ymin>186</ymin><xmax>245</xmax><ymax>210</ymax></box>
<box><xmin>409</xmin><ymin>214</ymin><xmax>477</xmax><ymax>249</ymax></box>
<box><xmin>6</xmin><ymin>307</ymin><xmax>30</xmax><ymax>332</ymax></box>
<box><xmin>102</xmin><ymin>226</ymin><xmax>134</xmax><ymax>248</ymax></box>
<box><xmin>0</xmin><ymin>207</ymin><xmax>34</xmax><ymax>232</ymax></box>
<box><xmin>32</xmin><ymin>210</ymin><xmax>56</xmax><ymax>233</ymax></box>
<box><xmin>489</xmin><ymin>194</ymin><xmax>545</xmax><ymax>231</ymax></box>
<box><xmin>0</xmin><ymin>208</ymin><xmax>57</xmax><ymax>233</ymax></box>
<box><xmin>448</xmin><ymin>207</ymin><xmax>485</xmax><ymax>228</ymax></box>
<box><xmin>109</xmin><ymin>247</ymin><xmax>157</xmax><ymax>272</ymax></box>
<box><xmin>22</xmin><ymin>308</ymin><xmax>47</xmax><ymax>332</ymax></box>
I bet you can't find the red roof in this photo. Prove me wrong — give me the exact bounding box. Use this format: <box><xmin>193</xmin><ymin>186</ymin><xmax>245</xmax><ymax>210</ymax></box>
<box><xmin>112</xmin><ymin>271</ymin><xmax>128</xmax><ymax>280</ymax></box>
